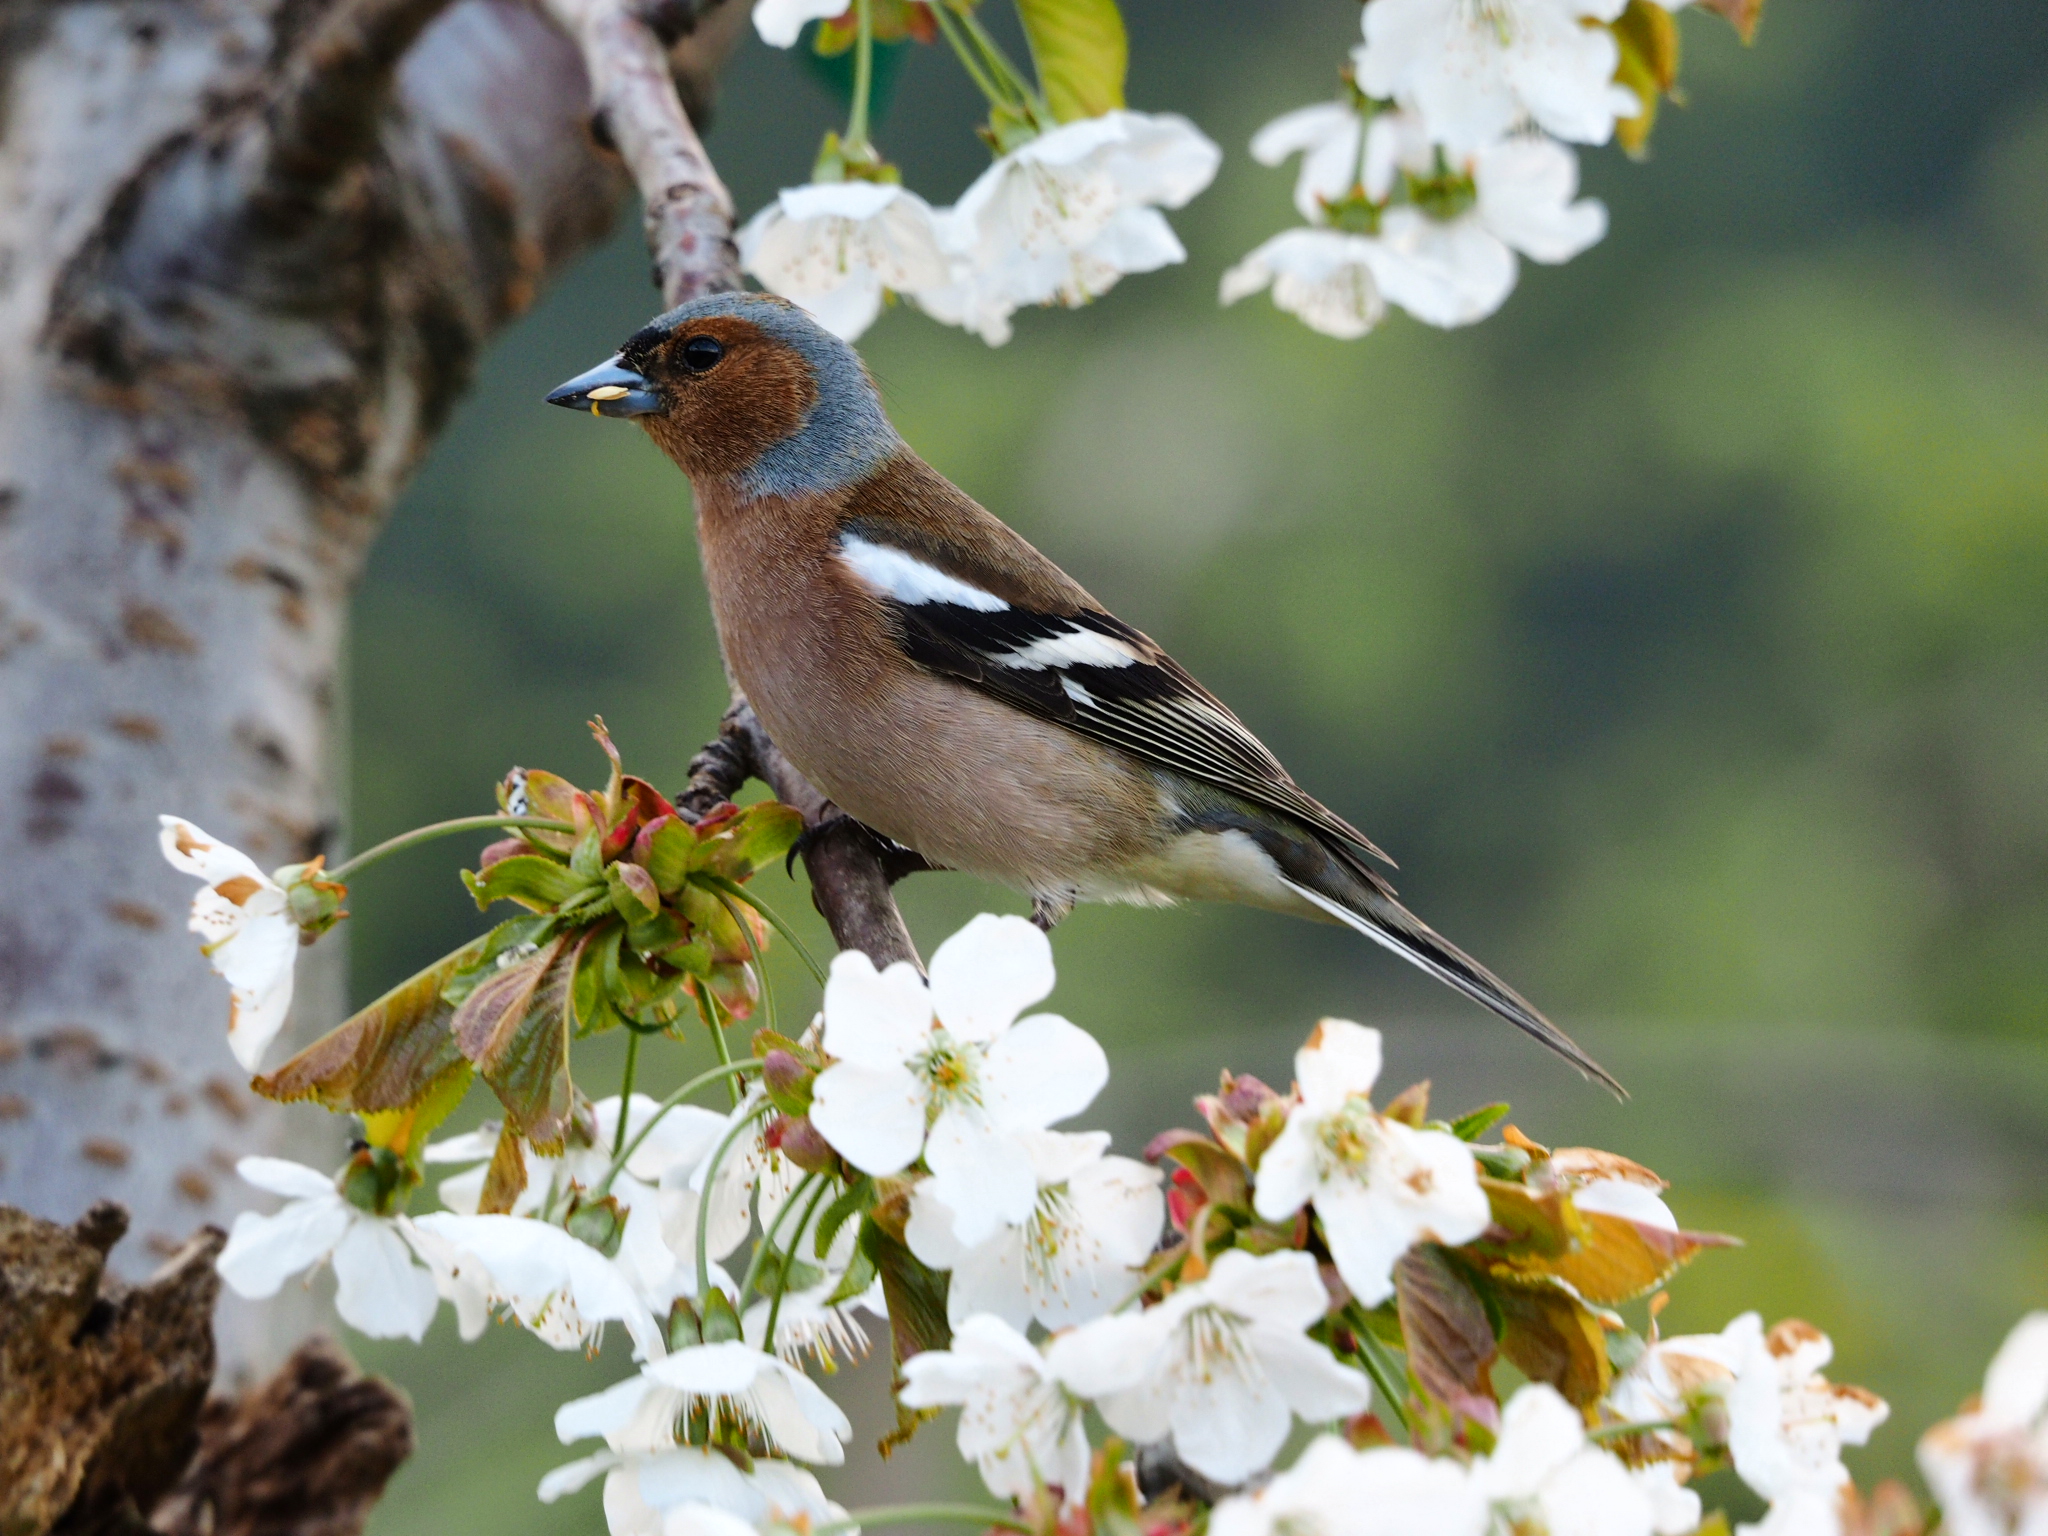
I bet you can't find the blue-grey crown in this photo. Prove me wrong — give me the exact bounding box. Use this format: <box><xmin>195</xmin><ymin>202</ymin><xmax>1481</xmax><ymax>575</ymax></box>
<box><xmin>629</xmin><ymin>291</ymin><xmax>901</xmax><ymax>499</ymax></box>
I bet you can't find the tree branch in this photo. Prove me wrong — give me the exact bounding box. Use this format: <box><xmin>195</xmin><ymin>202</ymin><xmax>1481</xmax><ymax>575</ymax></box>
<box><xmin>540</xmin><ymin>0</ymin><xmax>739</xmax><ymax>306</ymax></box>
<box><xmin>681</xmin><ymin>701</ymin><xmax>927</xmax><ymax>970</ymax></box>
<box><xmin>248</xmin><ymin>0</ymin><xmax>468</xmax><ymax>234</ymax></box>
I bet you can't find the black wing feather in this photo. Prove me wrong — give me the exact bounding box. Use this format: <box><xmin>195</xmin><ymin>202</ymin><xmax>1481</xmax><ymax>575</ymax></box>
<box><xmin>890</xmin><ymin>599</ymin><xmax>1393</xmax><ymax>869</ymax></box>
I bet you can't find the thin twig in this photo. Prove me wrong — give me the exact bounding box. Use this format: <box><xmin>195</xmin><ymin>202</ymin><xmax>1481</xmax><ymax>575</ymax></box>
<box><xmin>540</xmin><ymin>0</ymin><xmax>739</xmax><ymax>306</ymax></box>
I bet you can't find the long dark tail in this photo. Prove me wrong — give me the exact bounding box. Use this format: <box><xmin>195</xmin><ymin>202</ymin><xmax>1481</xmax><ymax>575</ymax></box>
<box><xmin>1283</xmin><ymin>875</ymin><xmax>1624</xmax><ymax>1098</ymax></box>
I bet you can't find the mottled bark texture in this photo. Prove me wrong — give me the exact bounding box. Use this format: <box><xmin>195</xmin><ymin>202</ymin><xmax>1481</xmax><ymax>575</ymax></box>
<box><xmin>0</xmin><ymin>0</ymin><xmax>625</xmax><ymax>1333</ymax></box>
<box><xmin>0</xmin><ymin>0</ymin><xmax>912</xmax><ymax>1372</ymax></box>
<box><xmin>0</xmin><ymin>1200</ymin><xmax>410</xmax><ymax>1536</ymax></box>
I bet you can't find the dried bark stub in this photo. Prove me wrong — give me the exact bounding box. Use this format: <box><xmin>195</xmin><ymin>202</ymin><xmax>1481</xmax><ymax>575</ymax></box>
<box><xmin>0</xmin><ymin>1201</ymin><xmax>411</xmax><ymax>1536</ymax></box>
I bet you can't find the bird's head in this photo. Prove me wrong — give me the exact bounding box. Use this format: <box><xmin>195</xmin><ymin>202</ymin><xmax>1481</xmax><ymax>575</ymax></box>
<box><xmin>546</xmin><ymin>291</ymin><xmax>900</xmax><ymax>499</ymax></box>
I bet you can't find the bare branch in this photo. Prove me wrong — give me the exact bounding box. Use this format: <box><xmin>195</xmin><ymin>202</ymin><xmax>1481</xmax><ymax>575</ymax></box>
<box><xmin>541</xmin><ymin>0</ymin><xmax>740</xmax><ymax>305</ymax></box>
<box><xmin>682</xmin><ymin>702</ymin><xmax>927</xmax><ymax>971</ymax></box>
<box><xmin>248</xmin><ymin>0</ymin><xmax>467</xmax><ymax>234</ymax></box>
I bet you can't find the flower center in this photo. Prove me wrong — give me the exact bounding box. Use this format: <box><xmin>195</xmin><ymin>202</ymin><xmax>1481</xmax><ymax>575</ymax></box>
<box><xmin>913</xmin><ymin>1029</ymin><xmax>983</xmax><ymax>1113</ymax></box>
<box><xmin>1464</xmin><ymin>0</ymin><xmax>1518</xmax><ymax>46</ymax></box>
<box><xmin>1179</xmin><ymin>1304</ymin><xmax>1259</xmax><ymax>1388</ymax></box>
<box><xmin>1023</xmin><ymin>1183</ymin><xmax>1100</xmax><ymax>1300</ymax></box>
<box><xmin>1318</xmin><ymin>1096</ymin><xmax>1386</xmax><ymax>1174</ymax></box>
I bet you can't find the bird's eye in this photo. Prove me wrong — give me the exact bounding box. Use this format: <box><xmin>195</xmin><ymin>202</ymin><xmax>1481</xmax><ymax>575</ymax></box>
<box><xmin>680</xmin><ymin>335</ymin><xmax>725</xmax><ymax>373</ymax></box>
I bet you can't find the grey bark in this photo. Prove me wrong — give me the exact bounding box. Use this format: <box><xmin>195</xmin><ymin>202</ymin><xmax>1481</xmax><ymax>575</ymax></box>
<box><xmin>0</xmin><ymin>0</ymin><xmax>915</xmax><ymax>1374</ymax></box>
<box><xmin>0</xmin><ymin>0</ymin><xmax>624</xmax><ymax>1360</ymax></box>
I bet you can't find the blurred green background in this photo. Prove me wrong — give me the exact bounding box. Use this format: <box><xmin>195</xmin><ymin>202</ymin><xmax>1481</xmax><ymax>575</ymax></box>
<box><xmin>343</xmin><ymin>0</ymin><xmax>2048</xmax><ymax>1528</ymax></box>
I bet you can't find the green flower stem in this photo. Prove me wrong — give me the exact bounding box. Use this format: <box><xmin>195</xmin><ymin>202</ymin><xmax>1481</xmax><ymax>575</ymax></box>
<box><xmin>738</xmin><ymin>1169</ymin><xmax>821</xmax><ymax>1306</ymax></box>
<box><xmin>694</xmin><ymin>875</ymin><xmax>826</xmax><ymax>984</ymax></box>
<box><xmin>326</xmin><ymin>815</ymin><xmax>577</xmax><ymax>883</ymax></box>
<box><xmin>1351</xmin><ymin>1324</ymin><xmax>1414</xmax><ymax>1438</ymax></box>
<box><xmin>1588</xmin><ymin>1418</ymin><xmax>1679</xmax><ymax>1441</ymax></box>
<box><xmin>693</xmin><ymin>983</ymin><xmax>742</xmax><ymax>1108</ymax></box>
<box><xmin>812</xmin><ymin>1506</ymin><xmax>1030</xmax><ymax>1536</ymax></box>
<box><xmin>954</xmin><ymin>5</ymin><xmax>1045</xmax><ymax>118</ymax></box>
<box><xmin>845</xmin><ymin>0</ymin><xmax>875</xmax><ymax>154</ymax></box>
<box><xmin>694</xmin><ymin>1102</ymin><xmax>771</xmax><ymax>1301</ymax></box>
<box><xmin>929</xmin><ymin>2</ymin><xmax>1014</xmax><ymax>113</ymax></box>
<box><xmin>594</xmin><ymin>1059</ymin><xmax>762</xmax><ymax>1199</ymax></box>
<box><xmin>761</xmin><ymin>1174</ymin><xmax>833</xmax><ymax>1356</ymax></box>
<box><xmin>613</xmin><ymin>1030</ymin><xmax>643</xmax><ymax>1158</ymax></box>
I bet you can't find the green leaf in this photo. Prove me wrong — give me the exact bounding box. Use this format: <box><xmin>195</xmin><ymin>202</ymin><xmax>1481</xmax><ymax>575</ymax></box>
<box><xmin>253</xmin><ymin>942</ymin><xmax>477</xmax><ymax>1113</ymax></box>
<box><xmin>1450</xmin><ymin>1102</ymin><xmax>1512</xmax><ymax>1142</ymax></box>
<box><xmin>609</xmin><ymin>861</ymin><xmax>661</xmax><ymax>921</ymax></box>
<box><xmin>815</xmin><ymin>1175</ymin><xmax>875</xmax><ymax>1260</ymax></box>
<box><xmin>863</xmin><ymin>1213</ymin><xmax>950</xmax><ymax>1456</ymax></box>
<box><xmin>463</xmin><ymin>853</ymin><xmax>593</xmax><ymax>913</ymax></box>
<box><xmin>442</xmin><ymin>914</ymin><xmax>556</xmax><ymax>1008</ymax></box>
<box><xmin>604</xmin><ymin>936</ymin><xmax>689</xmax><ymax>1028</ymax></box>
<box><xmin>824</xmin><ymin>1238</ymin><xmax>880</xmax><ymax>1306</ymax></box>
<box><xmin>641</xmin><ymin>818</ymin><xmax>700</xmax><ymax>894</ymax></box>
<box><xmin>571</xmin><ymin>923</ymin><xmax>628</xmax><ymax>1037</ymax></box>
<box><xmin>452</xmin><ymin>935</ymin><xmax>577</xmax><ymax>1153</ymax></box>
<box><xmin>359</xmin><ymin>1059</ymin><xmax>473</xmax><ymax>1161</ymax></box>
<box><xmin>1014</xmin><ymin>0</ymin><xmax>1126</xmax><ymax>122</ymax></box>
<box><xmin>1473</xmin><ymin>1176</ymin><xmax>1579</xmax><ymax>1258</ymax></box>
<box><xmin>1393</xmin><ymin>1245</ymin><xmax>1497</xmax><ymax>1418</ymax></box>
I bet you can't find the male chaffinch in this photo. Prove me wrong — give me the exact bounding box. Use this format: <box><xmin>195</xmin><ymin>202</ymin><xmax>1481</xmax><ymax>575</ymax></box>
<box><xmin>549</xmin><ymin>292</ymin><xmax>1614</xmax><ymax>1091</ymax></box>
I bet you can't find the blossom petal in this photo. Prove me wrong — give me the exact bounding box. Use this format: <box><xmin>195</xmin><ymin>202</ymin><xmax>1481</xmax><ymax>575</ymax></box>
<box><xmin>1473</xmin><ymin>136</ymin><xmax>1607</xmax><ymax>264</ymax></box>
<box><xmin>216</xmin><ymin>1195</ymin><xmax>350</xmax><ymax>1298</ymax></box>
<box><xmin>752</xmin><ymin>0</ymin><xmax>850</xmax><ymax>47</ymax></box>
<box><xmin>332</xmin><ymin>1216</ymin><xmax>439</xmax><ymax>1341</ymax></box>
<box><xmin>980</xmin><ymin>1013</ymin><xmax>1107</xmax><ymax>1132</ymax></box>
<box><xmin>158</xmin><ymin>814</ymin><xmax>270</xmax><ymax>885</ymax></box>
<box><xmin>1254</xmin><ymin>1325</ymin><xmax>1375</xmax><ymax>1423</ymax></box>
<box><xmin>1477</xmin><ymin>1383</ymin><xmax>1587</xmax><ymax>1501</ymax></box>
<box><xmin>928</xmin><ymin>913</ymin><xmax>1055</xmax><ymax>1042</ymax></box>
<box><xmin>236</xmin><ymin>1154</ymin><xmax>342</xmax><ymax>1200</ymax></box>
<box><xmin>924</xmin><ymin>1106</ymin><xmax>1038</xmax><ymax>1245</ymax></box>
<box><xmin>1294</xmin><ymin>1018</ymin><xmax>1383</xmax><ymax>1110</ymax></box>
<box><xmin>1983</xmin><ymin>1312</ymin><xmax>2048</xmax><ymax>1427</ymax></box>
<box><xmin>1206</xmin><ymin>1248</ymin><xmax>1331</xmax><ymax>1336</ymax></box>
<box><xmin>1365</xmin><ymin>207</ymin><xmax>1518</xmax><ymax>328</ymax></box>
<box><xmin>1168</xmin><ymin>1352</ymin><xmax>1293</xmax><ymax>1486</ymax></box>
<box><xmin>819</xmin><ymin>950</ymin><xmax>932</xmax><ymax>1068</ymax></box>
<box><xmin>809</xmin><ymin>1061</ymin><xmax>927</xmax><ymax>1175</ymax></box>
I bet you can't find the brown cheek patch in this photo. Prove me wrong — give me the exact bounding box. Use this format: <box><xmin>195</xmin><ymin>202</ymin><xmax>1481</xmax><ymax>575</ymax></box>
<box><xmin>643</xmin><ymin>318</ymin><xmax>818</xmax><ymax>480</ymax></box>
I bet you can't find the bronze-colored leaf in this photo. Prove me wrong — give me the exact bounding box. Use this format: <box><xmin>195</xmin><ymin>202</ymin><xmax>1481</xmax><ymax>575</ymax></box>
<box><xmin>1696</xmin><ymin>0</ymin><xmax>1762</xmax><ymax>43</ymax></box>
<box><xmin>1491</xmin><ymin>1275</ymin><xmax>1612</xmax><ymax>1406</ymax></box>
<box><xmin>1546</xmin><ymin>1213</ymin><xmax>1738</xmax><ymax>1305</ymax></box>
<box><xmin>1475</xmin><ymin>1176</ymin><xmax>1580</xmax><ymax>1258</ymax></box>
<box><xmin>479</xmin><ymin>1121</ymin><xmax>528</xmax><ymax>1214</ymax></box>
<box><xmin>863</xmin><ymin>1213</ymin><xmax>951</xmax><ymax>1455</ymax></box>
<box><xmin>1394</xmin><ymin>1246</ymin><xmax>1497</xmax><ymax>1417</ymax></box>
<box><xmin>253</xmin><ymin>943</ymin><xmax>476</xmax><ymax>1112</ymax></box>
<box><xmin>453</xmin><ymin>936</ymin><xmax>575</xmax><ymax>1153</ymax></box>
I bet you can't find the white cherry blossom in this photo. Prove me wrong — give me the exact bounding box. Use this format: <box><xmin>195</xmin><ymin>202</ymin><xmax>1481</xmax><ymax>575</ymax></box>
<box><xmin>1353</xmin><ymin>0</ymin><xmax>1641</xmax><ymax>155</ymax></box>
<box><xmin>1472</xmin><ymin>1383</ymin><xmax>1692</xmax><ymax>1536</ymax></box>
<box><xmin>738</xmin><ymin>182</ymin><xmax>951</xmax><ymax>342</ymax></box>
<box><xmin>1211</xmin><ymin>1435</ymin><xmax>1488</xmax><ymax>1536</ymax></box>
<box><xmin>904</xmin><ymin>1128</ymin><xmax>1162</xmax><ymax>1330</ymax></box>
<box><xmin>215</xmin><ymin>1156</ymin><xmax>439</xmax><ymax>1341</ymax></box>
<box><xmin>1046</xmin><ymin>1247</ymin><xmax>1371</xmax><ymax>1486</ymax></box>
<box><xmin>158</xmin><ymin>815</ymin><xmax>303</xmax><ymax>1071</ymax></box>
<box><xmin>1722</xmin><ymin>1315</ymin><xmax>1888</xmax><ymax>1519</ymax></box>
<box><xmin>1251</xmin><ymin>102</ymin><xmax>1367</xmax><ymax>221</ymax></box>
<box><xmin>540</xmin><ymin>1441</ymin><xmax>849</xmax><ymax>1536</ymax></box>
<box><xmin>920</xmin><ymin>112</ymin><xmax>1220</xmax><ymax>341</ymax></box>
<box><xmin>1550</xmin><ymin>1147</ymin><xmax>1679</xmax><ymax>1231</ymax></box>
<box><xmin>1918</xmin><ymin>1313</ymin><xmax>2048</xmax><ymax>1536</ymax></box>
<box><xmin>899</xmin><ymin>1313</ymin><xmax>1091</xmax><ymax>1504</ymax></box>
<box><xmin>553</xmin><ymin>1340</ymin><xmax>852</xmax><ymax>1467</ymax></box>
<box><xmin>1251</xmin><ymin>1019</ymin><xmax>1489</xmax><ymax>1306</ymax></box>
<box><xmin>751</xmin><ymin>0</ymin><xmax>849</xmax><ymax>48</ymax></box>
<box><xmin>742</xmin><ymin>1274</ymin><xmax>887</xmax><ymax>1368</ymax></box>
<box><xmin>1364</xmin><ymin>130</ymin><xmax>1606</xmax><ymax>328</ymax></box>
<box><xmin>1221</xmin><ymin>229</ymin><xmax>1388</xmax><ymax>339</ymax></box>
<box><xmin>808</xmin><ymin>914</ymin><xmax>1108</xmax><ymax>1246</ymax></box>
<box><xmin>687</xmin><ymin>1089</ymin><xmax>805</xmax><ymax>1265</ymax></box>
<box><xmin>411</xmin><ymin>1210</ymin><xmax>666</xmax><ymax>1360</ymax></box>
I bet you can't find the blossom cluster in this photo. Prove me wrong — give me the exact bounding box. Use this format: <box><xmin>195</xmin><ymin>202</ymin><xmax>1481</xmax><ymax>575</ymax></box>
<box><xmin>733</xmin><ymin>0</ymin><xmax>1761</xmax><ymax>346</ymax></box>
<box><xmin>161</xmin><ymin>727</ymin><xmax>2022</xmax><ymax>1536</ymax></box>
<box><xmin>1225</xmin><ymin>0</ymin><xmax>1756</xmax><ymax>336</ymax></box>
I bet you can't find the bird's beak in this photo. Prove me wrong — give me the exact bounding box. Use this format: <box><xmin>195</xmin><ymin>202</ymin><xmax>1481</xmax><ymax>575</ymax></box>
<box><xmin>546</xmin><ymin>356</ymin><xmax>660</xmax><ymax>418</ymax></box>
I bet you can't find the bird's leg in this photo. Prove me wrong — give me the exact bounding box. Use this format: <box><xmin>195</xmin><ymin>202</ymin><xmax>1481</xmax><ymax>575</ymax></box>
<box><xmin>1030</xmin><ymin>889</ymin><xmax>1075</xmax><ymax>932</ymax></box>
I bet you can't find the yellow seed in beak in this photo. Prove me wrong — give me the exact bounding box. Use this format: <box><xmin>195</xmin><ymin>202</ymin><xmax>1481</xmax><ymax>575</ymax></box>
<box><xmin>587</xmin><ymin>384</ymin><xmax>630</xmax><ymax>401</ymax></box>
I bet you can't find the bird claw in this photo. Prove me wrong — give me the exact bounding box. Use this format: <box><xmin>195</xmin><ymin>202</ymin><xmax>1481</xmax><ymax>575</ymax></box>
<box><xmin>1030</xmin><ymin>890</ymin><xmax>1075</xmax><ymax>932</ymax></box>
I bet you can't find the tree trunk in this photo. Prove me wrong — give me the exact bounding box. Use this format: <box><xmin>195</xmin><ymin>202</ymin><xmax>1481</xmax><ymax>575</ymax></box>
<box><xmin>0</xmin><ymin>0</ymin><xmax>627</xmax><ymax>1362</ymax></box>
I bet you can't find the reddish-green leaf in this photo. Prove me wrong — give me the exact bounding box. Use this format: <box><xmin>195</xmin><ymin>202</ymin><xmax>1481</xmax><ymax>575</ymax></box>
<box><xmin>694</xmin><ymin>801</ymin><xmax>803</xmax><ymax>882</ymax></box>
<box><xmin>1395</xmin><ymin>1246</ymin><xmax>1498</xmax><ymax>1418</ymax></box>
<box><xmin>463</xmin><ymin>853</ymin><xmax>593</xmax><ymax>912</ymax></box>
<box><xmin>253</xmin><ymin>943</ymin><xmax>475</xmax><ymax>1112</ymax></box>
<box><xmin>453</xmin><ymin>936</ymin><xmax>576</xmax><ymax>1152</ymax></box>
<box><xmin>1489</xmin><ymin>1275</ymin><xmax>1613</xmax><ymax>1406</ymax></box>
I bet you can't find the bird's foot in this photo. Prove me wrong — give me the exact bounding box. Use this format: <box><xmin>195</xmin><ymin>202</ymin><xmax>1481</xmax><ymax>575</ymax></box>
<box><xmin>1030</xmin><ymin>889</ymin><xmax>1075</xmax><ymax>932</ymax></box>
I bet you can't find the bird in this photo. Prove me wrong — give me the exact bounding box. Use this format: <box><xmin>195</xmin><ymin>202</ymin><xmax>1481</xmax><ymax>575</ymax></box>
<box><xmin>547</xmin><ymin>291</ymin><xmax>1617</xmax><ymax>1093</ymax></box>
